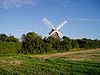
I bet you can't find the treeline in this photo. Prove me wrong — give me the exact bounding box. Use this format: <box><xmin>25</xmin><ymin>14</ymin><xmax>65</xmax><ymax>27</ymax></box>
<box><xmin>0</xmin><ymin>33</ymin><xmax>18</xmax><ymax>42</ymax></box>
<box><xmin>0</xmin><ymin>34</ymin><xmax>21</xmax><ymax>54</ymax></box>
<box><xmin>0</xmin><ymin>32</ymin><xmax>100</xmax><ymax>54</ymax></box>
<box><xmin>19</xmin><ymin>32</ymin><xmax>72</xmax><ymax>54</ymax></box>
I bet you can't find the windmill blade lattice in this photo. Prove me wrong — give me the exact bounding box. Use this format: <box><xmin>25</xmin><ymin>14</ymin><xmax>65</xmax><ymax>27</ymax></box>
<box><xmin>42</xmin><ymin>18</ymin><xmax>55</xmax><ymax>29</ymax></box>
<box><xmin>42</xmin><ymin>18</ymin><xmax>67</xmax><ymax>38</ymax></box>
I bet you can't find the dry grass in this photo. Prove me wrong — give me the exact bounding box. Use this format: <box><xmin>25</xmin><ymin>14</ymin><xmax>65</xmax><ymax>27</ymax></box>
<box><xmin>0</xmin><ymin>49</ymin><xmax>100</xmax><ymax>75</ymax></box>
<box><xmin>31</xmin><ymin>48</ymin><xmax>100</xmax><ymax>62</ymax></box>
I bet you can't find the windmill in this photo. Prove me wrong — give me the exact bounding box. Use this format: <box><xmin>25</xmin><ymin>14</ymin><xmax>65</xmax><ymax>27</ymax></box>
<box><xmin>42</xmin><ymin>18</ymin><xmax>68</xmax><ymax>38</ymax></box>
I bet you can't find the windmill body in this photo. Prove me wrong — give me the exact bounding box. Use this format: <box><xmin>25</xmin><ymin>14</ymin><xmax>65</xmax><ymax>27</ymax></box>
<box><xmin>42</xmin><ymin>18</ymin><xmax>67</xmax><ymax>38</ymax></box>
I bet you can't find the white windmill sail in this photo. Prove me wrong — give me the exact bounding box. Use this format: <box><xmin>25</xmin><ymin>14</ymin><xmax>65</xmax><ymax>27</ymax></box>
<box><xmin>42</xmin><ymin>18</ymin><xmax>68</xmax><ymax>38</ymax></box>
<box><xmin>42</xmin><ymin>18</ymin><xmax>55</xmax><ymax>29</ymax></box>
<box><xmin>57</xmin><ymin>20</ymin><xmax>67</xmax><ymax>30</ymax></box>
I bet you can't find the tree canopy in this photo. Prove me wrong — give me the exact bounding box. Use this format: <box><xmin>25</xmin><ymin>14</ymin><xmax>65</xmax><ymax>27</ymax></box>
<box><xmin>0</xmin><ymin>34</ymin><xmax>19</xmax><ymax>42</ymax></box>
<box><xmin>0</xmin><ymin>32</ymin><xmax>100</xmax><ymax>54</ymax></box>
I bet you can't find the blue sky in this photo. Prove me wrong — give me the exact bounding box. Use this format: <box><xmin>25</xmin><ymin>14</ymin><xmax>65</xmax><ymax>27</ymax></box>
<box><xmin>0</xmin><ymin>0</ymin><xmax>100</xmax><ymax>39</ymax></box>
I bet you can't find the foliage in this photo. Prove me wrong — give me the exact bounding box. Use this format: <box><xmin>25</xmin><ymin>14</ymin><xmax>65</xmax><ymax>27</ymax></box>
<box><xmin>6</xmin><ymin>35</ymin><xmax>18</xmax><ymax>42</ymax></box>
<box><xmin>0</xmin><ymin>33</ymin><xmax>19</xmax><ymax>42</ymax></box>
<box><xmin>20</xmin><ymin>32</ymin><xmax>44</xmax><ymax>54</ymax></box>
<box><xmin>0</xmin><ymin>32</ymin><xmax>100</xmax><ymax>54</ymax></box>
<box><xmin>71</xmin><ymin>39</ymin><xmax>79</xmax><ymax>49</ymax></box>
<box><xmin>0</xmin><ymin>42</ymin><xmax>21</xmax><ymax>54</ymax></box>
<box><xmin>0</xmin><ymin>33</ymin><xmax>8</xmax><ymax>42</ymax></box>
<box><xmin>43</xmin><ymin>36</ymin><xmax>60</xmax><ymax>52</ymax></box>
<box><xmin>76</xmin><ymin>38</ymin><xmax>100</xmax><ymax>49</ymax></box>
<box><xmin>0</xmin><ymin>34</ymin><xmax>20</xmax><ymax>54</ymax></box>
<box><xmin>20</xmin><ymin>33</ymin><xmax>72</xmax><ymax>54</ymax></box>
<box><xmin>62</xmin><ymin>36</ymin><xmax>72</xmax><ymax>50</ymax></box>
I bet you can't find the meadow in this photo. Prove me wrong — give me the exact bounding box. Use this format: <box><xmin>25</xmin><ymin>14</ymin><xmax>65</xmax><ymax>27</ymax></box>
<box><xmin>0</xmin><ymin>49</ymin><xmax>100</xmax><ymax>75</ymax></box>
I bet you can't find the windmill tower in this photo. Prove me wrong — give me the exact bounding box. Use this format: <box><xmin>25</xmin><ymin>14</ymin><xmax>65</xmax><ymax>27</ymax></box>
<box><xmin>42</xmin><ymin>18</ymin><xmax>67</xmax><ymax>38</ymax></box>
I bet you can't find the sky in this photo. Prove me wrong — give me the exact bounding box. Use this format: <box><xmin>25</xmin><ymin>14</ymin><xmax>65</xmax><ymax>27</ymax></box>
<box><xmin>0</xmin><ymin>0</ymin><xmax>100</xmax><ymax>39</ymax></box>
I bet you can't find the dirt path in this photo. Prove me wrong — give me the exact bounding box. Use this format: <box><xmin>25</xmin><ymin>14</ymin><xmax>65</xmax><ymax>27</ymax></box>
<box><xmin>32</xmin><ymin>48</ymin><xmax>100</xmax><ymax>59</ymax></box>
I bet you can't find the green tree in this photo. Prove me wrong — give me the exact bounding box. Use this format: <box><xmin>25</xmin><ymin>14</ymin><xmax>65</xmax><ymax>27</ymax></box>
<box><xmin>21</xmin><ymin>32</ymin><xmax>44</xmax><ymax>54</ymax></box>
<box><xmin>63</xmin><ymin>36</ymin><xmax>72</xmax><ymax>48</ymax></box>
<box><xmin>7</xmin><ymin>35</ymin><xmax>19</xmax><ymax>42</ymax></box>
<box><xmin>76</xmin><ymin>38</ymin><xmax>100</xmax><ymax>49</ymax></box>
<box><xmin>71</xmin><ymin>39</ymin><xmax>79</xmax><ymax>49</ymax></box>
<box><xmin>45</xmin><ymin>36</ymin><xmax>60</xmax><ymax>51</ymax></box>
<box><xmin>58</xmin><ymin>36</ymin><xmax>71</xmax><ymax>52</ymax></box>
<box><xmin>0</xmin><ymin>33</ymin><xmax>8</xmax><ymax>42</ymax></box>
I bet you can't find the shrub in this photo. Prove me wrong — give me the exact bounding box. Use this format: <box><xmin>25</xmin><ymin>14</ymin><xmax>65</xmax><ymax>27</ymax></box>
<box><xmin>0</xmin><ymin>42</ymin><xmax>21</xmax><ymax>54</ymax></box>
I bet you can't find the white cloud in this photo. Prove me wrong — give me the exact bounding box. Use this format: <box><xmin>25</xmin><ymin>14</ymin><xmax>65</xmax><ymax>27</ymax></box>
<box><xmin>61</xmin><ymin>0</ymin><xmax>79</xmax><ymax>7</ymax></box>
<box><xmin>0</xmin><ymin>0</ymin><xmax>40</xmax><ymax>9</ymax></box>
<box><xmin>15</xmin><ymin>29</ymin><xmax>25</xmax><ymax>32</ymax></box>
<box><xmin>61</xmin><ymin>0</ymin><xmax>85</xmax><ymax>7</ymax></box>
<box><xmin>67</xmin><ymin>18</ymin><xmax>100</xmax><ymax>22</ymax></box>
<box><xmin>79</xmin><ymin>18</ymin><xmax>100</xmax><ymax>22</ymax></box>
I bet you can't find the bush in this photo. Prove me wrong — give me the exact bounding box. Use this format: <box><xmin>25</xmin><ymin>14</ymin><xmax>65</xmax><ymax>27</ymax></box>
<box><xmin>1</xmin><ymin>32</ymin><xmax>100</xmax><ymax>55</ymax></box>
<box><xmin>20</xmin><ymin>32</ymin><xmax>71</xmax><ymax>54</ymax></box>
<box><xmin>0</xmin><ymin>42</ymin><xmax>21</xmax><ymax>54</ymax></box>
<box><xmin>20</xmin><ymin>32</ymin><xmax>44</xmax><ymax>54</ymax></box>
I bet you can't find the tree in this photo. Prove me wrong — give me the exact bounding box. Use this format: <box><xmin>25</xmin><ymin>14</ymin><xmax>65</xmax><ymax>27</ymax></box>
<box><xmin>21</xmin><ymin>32</ymin><xmax>44</xmax><ymax>54</ymax></box>
<box><xmin>57</xmin><ymin>36</ymin><xmax>72</xmax><ymax>52</ymax></box>
<box><xmin>76</xmin><ymin>38</ymin><xmax>100</xmax><ymax>49</ymax></box>
<box><xmin>71</xmin><ymin>39</ymin><xmax>79</xmax><ymax>49</ymax></box>
<box><xmin>99</xmin><ymin>40</ymin><xmax>100</xmax><ymax>48</ymax></box>
<box><xmin>63</xmin><ymin>36</ymin><xmax>72</xmax><ymax>48</ymax></box>
<box><xmin>44</xmin><ymin>36</ymin><xmax>60</xmax><ymax>51</ymax></box>
<box><xmin>0</xmin><ymin>34</ymin><xmax>8</xmax><ymax>42</ymax></box>
<box><xmin>7</xmin><ymin>35</ymin><xmax>19</xmax><ymax>42</ymax></box>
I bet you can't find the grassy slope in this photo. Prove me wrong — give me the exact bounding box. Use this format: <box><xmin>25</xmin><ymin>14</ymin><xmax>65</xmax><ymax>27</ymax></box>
<box><xmin>0</xmin><ymin>49</ymin><xmax>100</xmax><ymax>75</ymax></box>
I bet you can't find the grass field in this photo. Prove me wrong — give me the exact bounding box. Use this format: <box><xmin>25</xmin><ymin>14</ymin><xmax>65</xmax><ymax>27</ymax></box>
<box><xmin>0</xmin><ymin>49</ymin><xmax>100</xmax><ymax>75</ymax></box>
